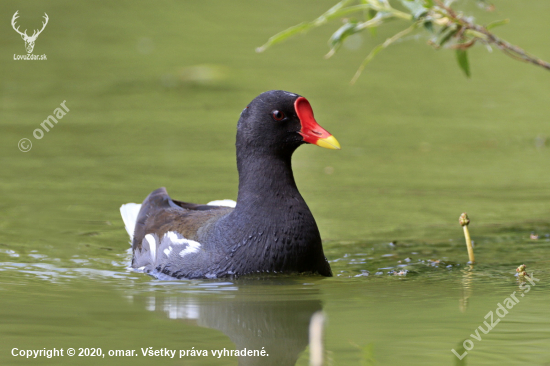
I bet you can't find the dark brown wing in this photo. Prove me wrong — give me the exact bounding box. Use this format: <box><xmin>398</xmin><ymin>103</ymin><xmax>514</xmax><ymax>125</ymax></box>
<box><xmin>171</xmin><ymin>199</ymin><xmax>227</xmax><ymax>211</ymax></box>
<box><xmin>132</xmin><ymin>187</ymin><xmax>233</xmax><ymax>251</ymax></box>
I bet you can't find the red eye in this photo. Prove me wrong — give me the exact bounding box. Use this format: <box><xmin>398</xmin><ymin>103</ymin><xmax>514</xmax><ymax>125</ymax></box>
<box><xmin>271</xmin><ymin>110</ymin><xmax>285</xmax><ymax>121</ymax></box>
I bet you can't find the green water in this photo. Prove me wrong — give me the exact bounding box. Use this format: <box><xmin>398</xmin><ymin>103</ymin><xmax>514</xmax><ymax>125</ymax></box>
<box><xmin>1</xmin><ymin>0</ymin><xmax>550</xmax><ymax>365</ymax></box>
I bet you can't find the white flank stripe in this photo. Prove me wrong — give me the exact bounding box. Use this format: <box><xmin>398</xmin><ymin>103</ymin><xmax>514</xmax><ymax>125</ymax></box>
<box><xmin>165</xmin><ymin>231</ymin><xmax>181</xmax><ymax>244</ymax></box>
<box><xmin>179</xmin><ymin>244</ymin><xmax>200</xmax><ymax>258</ymax></box>
<box><xmin>161</xmin><ymin>231</ymin><xmax>202</xmax><ymax>258</ymax></box>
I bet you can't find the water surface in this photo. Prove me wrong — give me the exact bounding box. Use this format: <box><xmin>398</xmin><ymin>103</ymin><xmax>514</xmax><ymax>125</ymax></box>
<box><xmin>1</xmin><ymin>0</ymin><xmax>550</xmax><ymax>365</ymax></box>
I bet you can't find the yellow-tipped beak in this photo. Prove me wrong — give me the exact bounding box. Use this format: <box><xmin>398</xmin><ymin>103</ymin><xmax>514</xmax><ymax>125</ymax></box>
<box><xmin>314</xmin><ymin>135</ymin><xmax>341</xmax><ymax>150</ymax></box>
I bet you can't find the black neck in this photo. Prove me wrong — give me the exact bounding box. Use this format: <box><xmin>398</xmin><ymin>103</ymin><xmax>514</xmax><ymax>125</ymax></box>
<box><xmin>235</xmin><ymin>148</ymin><xmax>301</xmax><ymax>210</ymax></box>
<box><xmin>208</xmin><ymin>138</ymin><xmax>330</xmax><ymax>276</ymax></box>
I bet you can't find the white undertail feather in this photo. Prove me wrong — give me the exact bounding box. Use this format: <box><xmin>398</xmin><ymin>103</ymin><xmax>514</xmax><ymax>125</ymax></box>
<box><xmin>207</xmin><ymin>199</ymin><xmax>236</xmax><ymax>208</ymax></box>
<box><xmin>120</xmin><ymin>203</ymin><xmax>142</xmax><ymax>242</ymax></box>
<box><xmin>144</xmin><ymin>234</ymin><xmax>157</xmax><ymax>263</ymax></box>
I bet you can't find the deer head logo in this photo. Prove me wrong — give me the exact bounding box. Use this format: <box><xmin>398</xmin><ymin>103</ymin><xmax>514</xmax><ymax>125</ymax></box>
<box><xmin>11</xmin><ymin>11</ymin><xmax>49</xmax><ymax>54</ymax></box>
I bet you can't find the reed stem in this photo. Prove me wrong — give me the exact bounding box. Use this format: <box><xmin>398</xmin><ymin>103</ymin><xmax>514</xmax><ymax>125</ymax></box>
<box><xmin>459</xmin><ymin>213</ymin><xmax>475</xmax><ymax>264</ymax></box>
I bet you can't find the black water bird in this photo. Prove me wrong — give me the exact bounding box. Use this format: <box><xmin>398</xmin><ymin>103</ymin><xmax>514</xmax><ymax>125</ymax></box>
<box><xmin>120</xmin><ymin>90</ymin><xmax>340</xmax><ymax>279</ymax></box>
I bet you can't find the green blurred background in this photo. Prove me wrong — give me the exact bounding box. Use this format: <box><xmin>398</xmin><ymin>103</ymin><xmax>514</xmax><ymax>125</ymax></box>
<box><xmin>1</xmin><ymin>1</ymin><xmax>549</xmax><ymax>365</ymax></box>
<box><xmin>2</xmin><ymin>1</ymin><xmax>550</xmax><ymax>241</ymax></box>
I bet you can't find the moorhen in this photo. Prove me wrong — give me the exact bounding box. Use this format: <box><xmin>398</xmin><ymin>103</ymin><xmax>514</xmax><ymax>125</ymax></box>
<box><xmin>120</xmin><ymin>90</ymin><xmax>340</xmax><ymax>279</ymax></box>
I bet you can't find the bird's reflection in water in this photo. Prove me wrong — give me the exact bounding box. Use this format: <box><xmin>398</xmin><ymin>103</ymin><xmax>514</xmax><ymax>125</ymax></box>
<box><xmin>139</xmin><ymin>279</ymin><xmax>324</xmax><ymax>366</ymax></box>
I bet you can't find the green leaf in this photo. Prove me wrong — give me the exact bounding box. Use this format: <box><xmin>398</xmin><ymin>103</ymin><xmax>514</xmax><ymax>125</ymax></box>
<box><xmin>367</xmin><ymin>8</ymin><xmax>377</xmax><ymax>19</ymax></box>
<box><xmin>486</xmin><ymin>18</ymin><xmax>509</xmax><ymax>30</ymax></box>
<box><xmin>436</xmin><ymin>25</ymin><xmax>458</xmax><ymax>47</ymax></box>
<box><xmin>456</xmin><ymin>49</ymin><xmax>471</xmax><ymax>77</ymax></box>
<box><xmin>399</xmin><ymin>0</ymin><xmax>428</xmax><ymax>19</ymax></box>
<box><xmin>256</xmin><ymin>22</ymin><xmax>312</xmax><ymax>53</ymax></box>
<box><xmin>329</xmin><ymin>20</ymin><xmax>360</xmax><ymax>49</ymax></box>
<box><xmin>423</xmin><ymin>20</ymin><xmax>434</xmax><ymax>33</ymax></box>
<box><xmin>321</xmin><ymin>0</ymin><xmax>356</xmax><ymax>20</ymax></box>
<box><xmin>257</xmin><ymin>0</ymin><xmax>372</xmax><ymax>52</ymax></box>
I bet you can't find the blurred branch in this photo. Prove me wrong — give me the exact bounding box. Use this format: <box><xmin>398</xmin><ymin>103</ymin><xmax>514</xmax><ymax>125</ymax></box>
<box><xmin>257</xmin><ymin>0</ymin><xmax>550</xmax><ymax>82</ymax></box>
<box><xmin>433</xmin><ymin>0</ymin><xmax>550</xmax><ymax>71</ymax></box>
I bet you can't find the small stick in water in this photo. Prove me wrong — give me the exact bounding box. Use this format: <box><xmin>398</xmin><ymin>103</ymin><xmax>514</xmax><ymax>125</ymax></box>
<box><xmin>309</xmin><ymin>311</ymin><xmax>325</xmax><ymax>366</ymax></box>
<box><xmin>459</xmin><ymin>213</ymin><xmax>475</xmax><ymax>264</ymax></box>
